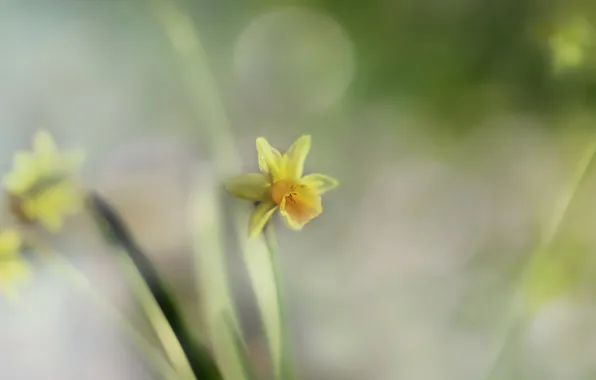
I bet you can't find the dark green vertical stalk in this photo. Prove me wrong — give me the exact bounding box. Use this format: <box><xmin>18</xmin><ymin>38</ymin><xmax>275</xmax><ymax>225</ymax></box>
<box><xmin>86</xmin><ymin>191</ymin><xmax>222</xmax><ymax>380</ymax></box>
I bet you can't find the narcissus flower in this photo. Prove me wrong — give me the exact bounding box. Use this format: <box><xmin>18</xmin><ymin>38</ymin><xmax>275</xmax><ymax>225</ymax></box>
<box><xmin>3</xmin><ymin>130</ymin><xmax>85</xmax><ymax>232</ymax></box>
<box><xmin>0</xmin><ymin>229</ymin><xmax>30</xmax><ymax>300</ymax></box>
<box><xmin>226</xmin><ymin>135</ymin><xmax>338</xmax><ymax>238</ymax></box>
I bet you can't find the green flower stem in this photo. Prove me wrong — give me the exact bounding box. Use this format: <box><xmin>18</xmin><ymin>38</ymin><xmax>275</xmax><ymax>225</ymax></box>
<box><xmin>484</xmin><ymin>136</ymin><xmax>596</xmax><ymax>380</ymax></box>
<box><xmin>86</xmin><ymin>192</ymin><xmax>222</xmax><ymax>380</ymax></box>
<box><xmin>40</xmin><ymin>249</ymin><xmax>180</xmax><ymax>380</ymax></box>
<box><xmin>116</xmin><ymin>251</ymin><xmax>197</xmax><ymax>380</ymax></box>
<box><xmin>264</xmin><ymin>226</ymin><xmax>297</xmax><ymax>380</ymax></box>
<box><xmin>147</xmin><ymin>0</ymin><xmax>240</xmax><ymax>177</ymax></box>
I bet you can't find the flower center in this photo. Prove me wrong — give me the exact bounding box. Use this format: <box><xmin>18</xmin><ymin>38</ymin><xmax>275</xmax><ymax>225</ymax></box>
<box><xmin>270</xmin><ymin>179</ymin><xmax>322</xmax><ymax>226</ymax></box>
<box><xmin>270</xmin><ymin>179</ymin><xmax>298</xmax><ymax>205</ymax></box>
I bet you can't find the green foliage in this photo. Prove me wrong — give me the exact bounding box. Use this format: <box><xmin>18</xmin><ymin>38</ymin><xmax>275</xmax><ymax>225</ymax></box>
<box><xmin>523</xmin><ymin>243</ymin><xmax>588</xmax><ymax>316</ymax></box>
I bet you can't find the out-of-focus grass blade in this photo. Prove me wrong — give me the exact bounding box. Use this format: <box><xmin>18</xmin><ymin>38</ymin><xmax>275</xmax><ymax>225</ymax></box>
<box><xmin>150</xmin><ymin>0</ymin><xmax>284</xmax><ymax>380</ymax></box>
<box><xmin>149</xmin><ymin>0</ymin><xmax>288</xmax><ymax>377</ymax></box>
<box><xmin>87</xmin><ymin>192</ymin><xmax>221</xmax><ymax>380</ymax></box>
<box><xmin>116</xmin><ymin>251</ymin><xmax>197</xmax><ymax>380</ymax></box>
<box><xmin>208</xmin><ymin>317</ymin><xmax>254</xmax><ymax>380</ymax></box>
<box><xmin>222</xmin><ymin>311</ymin><xmax>259</xmax><ymax>380</ymax></box>
<box><xmin>242</xmin><ymin>231</ymin><xmax>283</xmax><ymax>378</ymax></box>
<box><xmin>484</xmin><ymin>133</ymin><xmax>596</xmax><ymax>380</ymax></box>
<box><xmin>189</xmin><ymin>179</ymin><xmax>250</xmax><ymax>380</ymax></box>
<box><xmin>523</xmin><ymin>245</ymin><xmax>586</xmax><ymax>316</ymax></box>
<box><xmin>42</xmin><ymin>249</ymin><xmax>180</xmax><ymax>380</ymax></box>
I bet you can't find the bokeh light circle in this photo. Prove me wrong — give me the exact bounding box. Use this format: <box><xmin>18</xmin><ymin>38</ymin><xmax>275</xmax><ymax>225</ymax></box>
<box><xmin>234</xmin><ymin>7</ymin><xmax>356</xmax><ymax>113</ymax></box>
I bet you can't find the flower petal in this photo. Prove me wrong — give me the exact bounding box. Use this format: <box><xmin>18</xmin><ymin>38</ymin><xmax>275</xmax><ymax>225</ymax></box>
<box><xmin>38</xmin><ymin>206</ymin><xmax>64</xmax><ymax>233</ymax></box>
<box><xmin>284</xmin><ymin>135</ymin><xmax>311</xmax><ymax>179</ymax></box>
<box><xmin>256</xmin><ymin>137</ymin><xmax>283</xmax><ymax>181</ymax></box>
<box><xmin>248</xmin><ymin>201</ymin><xmax>278</xmax><ymax>238</ymax></box>
<box><xmin>12</xmin><ymin>152</ymin><xmax>35</xmax><ymax>171</ymax></box>
<box><xmin>18</xmin><ymin>182</ymin><xmax>80</xmax><ymax>233</ymax></box>
<box><xmin>279</xmin><ymin>206</ymin><xmax>304</xmax><ymax>230</ymax></box>
<box><xmin>3</xmin><ymin>172</ymin><xmax>33</xmax><ymax>195</ymax></box>
<box><xmin>33</xmin><ymin>130</ymin><xmax>58</xmax><ymax>155</ymax></box>
<box><xmin>0</xmin><ymin>259</ymin><xmax>30</xmax><ymax>300</ymax></box>
<box><xmin>301</xmin><ymin>173</ymin><xmax>339</xmax><ymax>195</ymax></box>
<box><xmin>3</xmin><ymin>153</ymin><xmax>38</xmax><ymax>194</ymax></box>
<box><xmin>225</xmin><ymin>173</ymin><xmax>271</xmax><ymax>201</ymax></box>
<box><xmin>278</xmin><ymin>189</ymin><xmax>321</xmax><ymax>231</ymax></box>
<box><xmin>0</xmin><ymin>230</ymin><xmax>22</xmax><ymax>255</ymax></box>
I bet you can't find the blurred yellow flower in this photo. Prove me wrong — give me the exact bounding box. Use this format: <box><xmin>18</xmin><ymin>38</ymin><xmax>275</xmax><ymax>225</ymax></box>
<box><xmin>3</xmin><ymin>130</ymin><xmax>85</xmax><ymax>232</ymax></box>
<box><xmin>0</xmin><ymin>229</ymin><xmax>29</xmax><ymax>300</ymax></box>
<box><xmin>226</xmin><ymin>135</ymin><xmax>338</xmax><ymax>238</ymax></box>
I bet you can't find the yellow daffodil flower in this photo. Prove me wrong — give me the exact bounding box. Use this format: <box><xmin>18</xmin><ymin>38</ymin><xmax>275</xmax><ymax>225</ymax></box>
<box><xmin>226</xmin><ymin>135</ymin><xmax>338</xmax><ymax>238</ymax></box>
<box><xmin>0</xmin><ymin>229</ymin><xmax>30</xmax><ymax>300</ymax></box>
<box><xmin>3</xmin><ymin>130</ymin><xmax>85</xmax><ymax>232</ymax></box>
